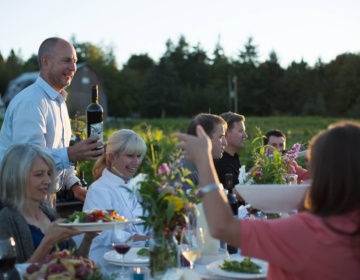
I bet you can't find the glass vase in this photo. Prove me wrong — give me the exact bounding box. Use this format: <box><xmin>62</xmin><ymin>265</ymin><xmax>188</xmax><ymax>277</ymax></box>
<box><xmin>149</xmin><ymin>231</ymin><xmax>178</xmax><ymax>279</ymax></box>
<box><xmin>283</xmin><ymin>173</ymin><xmax>298</xmax><ymax>185</ymax></box>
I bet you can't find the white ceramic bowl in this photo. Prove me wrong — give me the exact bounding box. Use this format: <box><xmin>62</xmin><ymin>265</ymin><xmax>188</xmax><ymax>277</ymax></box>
<box><xmin>235</xmin><ymin>184</ymin><xmax>310</xmax><ymax>213</ymax></box>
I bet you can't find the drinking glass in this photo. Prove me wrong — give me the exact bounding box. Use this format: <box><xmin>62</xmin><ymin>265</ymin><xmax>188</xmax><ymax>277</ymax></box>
<box><xmin>180</xmin><ymin>226</ymin><xmax>205</xmax><ymax>270</ymax></box>
<box><xmin>112</xmin><ymin>223</ymin><xmax>133</xmax><ymax>278</ymax></box>
<box><xmin>0</xmin><ymin>237</ymin><xmax>17</xmax><ymax>280</ymax></box>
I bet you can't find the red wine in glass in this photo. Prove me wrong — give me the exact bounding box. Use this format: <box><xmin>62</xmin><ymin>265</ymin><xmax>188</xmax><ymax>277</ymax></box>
<box><xmin>112</xmin><ymin>223</ymin><xmax>133</xmax><ymax>278</ymax></box>
<box><xmin>113</xmin><ymin>244</ymin><xmax>131</xmax><ymax>255</ymax></box>
<box><xmin>0</xmin><ymin>237</ymin><xmax>17</xmax><ymax>280</ymax></box>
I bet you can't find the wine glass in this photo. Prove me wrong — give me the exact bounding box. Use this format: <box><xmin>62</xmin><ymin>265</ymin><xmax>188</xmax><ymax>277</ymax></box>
<box><xmin>180</xmin><ymin>226</ymin><xmax>205</xmax><ymax>270</ymax></box>
<box><xmin>0</xmin><ymin>237</ymin><xmax>17</xmax><ymax>280</ymax></box>
<box><xmin>112</xmin><ymin>223</ymin><xmax>133</xmax><ymax>278</ymax></box>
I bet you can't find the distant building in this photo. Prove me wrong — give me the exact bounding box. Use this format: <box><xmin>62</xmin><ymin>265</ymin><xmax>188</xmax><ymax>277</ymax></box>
<box><xmin>3</xmin><ymin>63</ymin><xmax>108</xmax><ymax>119</ymax></box>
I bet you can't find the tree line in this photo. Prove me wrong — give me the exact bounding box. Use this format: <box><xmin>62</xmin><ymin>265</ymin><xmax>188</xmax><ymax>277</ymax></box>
<box><xmin>1</xmin><ymin>36</ymin><xmax>359</xmax><ymax>118</ymax></box>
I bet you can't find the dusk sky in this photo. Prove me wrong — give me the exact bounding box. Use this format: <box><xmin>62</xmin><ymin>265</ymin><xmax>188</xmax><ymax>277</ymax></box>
<box><xmin>1</xmin><ymin>0</ymin><xmax>358</xmax><ymax>68</ymax></box>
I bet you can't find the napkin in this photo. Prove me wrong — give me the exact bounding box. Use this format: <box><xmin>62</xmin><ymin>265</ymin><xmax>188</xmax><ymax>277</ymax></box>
<box><xmin>238</xmin><ymin>204</ymin><xmax>251</xmax><ymax>219</ymax></box>
<box><xmin>196</xmin><ymin>203</ymin><xmax>219</xmax><ymax>254</ymax></box>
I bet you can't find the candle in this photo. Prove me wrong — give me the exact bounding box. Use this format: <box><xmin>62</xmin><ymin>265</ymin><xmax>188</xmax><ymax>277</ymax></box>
<box><xmin>133</xmin><ymin>267</ymin><xmax>146</xmax><ymax>280</ymax></box>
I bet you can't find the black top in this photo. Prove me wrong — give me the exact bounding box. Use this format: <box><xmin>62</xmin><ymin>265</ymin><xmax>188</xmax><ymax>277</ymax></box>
<box><xmin>214</xmin><ymin>151</ymin><xmax>245</xmax><ymax>206</ymax></box>
<box><xmin>214</xmin><ymin>151</ymin><xmax>241</xmax><ymax>186</ymax></box>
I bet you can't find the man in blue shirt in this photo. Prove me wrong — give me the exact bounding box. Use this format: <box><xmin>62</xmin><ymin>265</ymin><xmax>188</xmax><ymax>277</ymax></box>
<box><xmin>0</xmin><ymin>37</ymin><xmax>103</xmax><ymax>202</ymax></box>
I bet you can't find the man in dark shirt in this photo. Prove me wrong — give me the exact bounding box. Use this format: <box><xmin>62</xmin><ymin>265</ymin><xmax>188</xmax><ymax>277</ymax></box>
<box><xmin>214</xmin><ymin>112</ymin><xmax>247</xmax><ymax>205</ymax></box>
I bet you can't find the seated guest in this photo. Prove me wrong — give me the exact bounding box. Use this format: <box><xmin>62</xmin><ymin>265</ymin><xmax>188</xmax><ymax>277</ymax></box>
<box><xmin>264</xmin><ymin>129</ymin><xmax>309</xmax><ymax>184</ymax></box>
<box><xmin>0</xmin><ymin>143</ymin><xmax>94</xmax><ymax>264</ymax></box>
<box><xmin>174</xmin><ymin>122</ymin><xmax>360</xmax><ymax>279</ymax></box>
<box><xmin>83</xmin><ymin>129</ymin><xmax>150</xmax><ymax>263</ymax></box>
<box><xmin>214</xmin><ymin>112</ymin><xmax>247</xmax><ymax>205</ymax></box>
<box><xmin>174</xmin><ymin>113</ymin><xmax>227</xmax><ymax>191</ymax></box>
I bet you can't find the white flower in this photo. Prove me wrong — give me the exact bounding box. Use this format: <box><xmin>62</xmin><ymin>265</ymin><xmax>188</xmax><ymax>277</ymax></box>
<box><xmin>238</xmin><ymin>165</ymin><xmax>254</xmax><ymax>185</ymax></box>
<box><xmin>128</xmin><ymin>173</ymin><xmax>148</xmax><ymax>193</ymax></box>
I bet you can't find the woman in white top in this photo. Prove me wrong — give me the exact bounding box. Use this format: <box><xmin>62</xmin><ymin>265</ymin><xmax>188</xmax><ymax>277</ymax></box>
<box><xmin>83</xmin><ymin>129</ymin><xmax>150</xmax><ymax>263</ymax></box>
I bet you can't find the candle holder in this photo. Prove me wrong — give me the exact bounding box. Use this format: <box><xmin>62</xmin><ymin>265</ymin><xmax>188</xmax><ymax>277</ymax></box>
<box><xmin>132</xmin><ymin>267</ymin><xmax>149</xmax><ymax>280</ymax></box>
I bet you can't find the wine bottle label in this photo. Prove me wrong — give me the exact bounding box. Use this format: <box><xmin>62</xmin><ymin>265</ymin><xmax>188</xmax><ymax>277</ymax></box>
<box><xmin>90</xmin><ymin>122</ymin><xmax>103</xmax><ymax>148</ymax></box>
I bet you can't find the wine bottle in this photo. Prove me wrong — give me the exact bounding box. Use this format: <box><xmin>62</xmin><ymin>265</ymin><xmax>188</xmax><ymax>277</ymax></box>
<box><xmin>225</xmin><ymin>173</ymin><xmax>239</xmax><ymax>254</ymax></box>
<box><xmin>86</xmin><ymin>84</ymin><xmax>103</xmax><ymax>148</ymax></box>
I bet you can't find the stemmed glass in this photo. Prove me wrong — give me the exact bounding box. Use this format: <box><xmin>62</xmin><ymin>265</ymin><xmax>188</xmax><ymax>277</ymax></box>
<box><xmin>180</xmin><ymin>225</ymin><xmax>205</xmax><ymax>270</ymax></box>
<box><xmin>112</xmin><ymin>223</ymin><xmax>133</xmax><ymax>278</ymax></box>
<box><xmin>0</xmin><ymin>237</ymin><xmax>17</xmax><ymax>280</ymax></box>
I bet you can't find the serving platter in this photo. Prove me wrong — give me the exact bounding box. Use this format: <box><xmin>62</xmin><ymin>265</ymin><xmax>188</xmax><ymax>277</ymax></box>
<box><xmin>58</xmin><ymin>218</ymin><xmax>141</xmax><ymax>232</ymax></box>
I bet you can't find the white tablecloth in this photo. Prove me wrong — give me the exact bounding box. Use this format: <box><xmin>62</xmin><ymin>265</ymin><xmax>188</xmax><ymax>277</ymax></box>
<box><xmin>98</xmin><ymin>251</ymin><xmax>266</xmax><ymax>280</ymax></box>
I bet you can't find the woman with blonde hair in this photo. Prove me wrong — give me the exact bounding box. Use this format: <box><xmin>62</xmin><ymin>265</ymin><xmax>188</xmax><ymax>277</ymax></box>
<box><xmin>83</xmin><ymin>129</ymin><xmax>149</xmax><ymax>263</ymax></box>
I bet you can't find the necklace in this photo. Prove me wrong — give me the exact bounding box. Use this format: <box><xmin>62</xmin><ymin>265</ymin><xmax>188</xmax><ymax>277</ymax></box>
<box><xmin>111</xmin><ymin>166</ymin><xmax>131</xmax><ymax>183</ymax></box>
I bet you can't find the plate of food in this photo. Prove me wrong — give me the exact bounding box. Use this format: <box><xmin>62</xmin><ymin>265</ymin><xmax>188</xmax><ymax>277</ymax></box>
<box><xmin>22</xmin><ymin>249</ymin><xmax>102</xmax><ymax>280</ymax></box>
<box><xmin>235</xmin><ymin>184</ymin><xmax>310</xmax><ymax>213</ymax></box>
<box><xmin>58</xmin><ymin>210</ymin><xmax>141</xmax><ymax>232</ymax></box>
<box><xmin>103</xmin><ymin>247</ymin><xmax>149</xmax><ymax>266</ymax></box>
<box><xmin>206</xmin><ymin>256</ymin><xmax>268</xmax><ymax>279</ymax></box>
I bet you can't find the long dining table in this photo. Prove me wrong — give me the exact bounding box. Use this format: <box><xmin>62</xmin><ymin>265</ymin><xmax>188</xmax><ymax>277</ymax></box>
<box><xmin>98</xmin><ymin>249</ymin><xmax>267</xmax><ymax>280</ymax></box>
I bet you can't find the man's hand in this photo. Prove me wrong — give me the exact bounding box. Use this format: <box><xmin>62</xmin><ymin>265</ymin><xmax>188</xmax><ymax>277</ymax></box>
<box><xmin>68</xmin><ymin>135</ymin><xmax>104</xmax><ymax>162</ymax></box>
<box><xmin>71</xmin><ymin>184</ymin><xmax>87</xmax><ymax>203</ymax></box>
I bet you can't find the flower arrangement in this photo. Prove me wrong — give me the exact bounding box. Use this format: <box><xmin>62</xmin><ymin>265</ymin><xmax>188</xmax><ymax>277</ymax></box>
<box><xmin>137</xmin><ymin>161</ymin><xmax>198</xmax><ymax>278</ymax></box>
<box><xmin>239</xmin><ymin>128</ymin><xmax>301</xmax><ymax>185</ymax></box>
<box><xmin>137</xmin><ymin>162</ymin><xmax>198</xmax><ymax>236</ymax></box>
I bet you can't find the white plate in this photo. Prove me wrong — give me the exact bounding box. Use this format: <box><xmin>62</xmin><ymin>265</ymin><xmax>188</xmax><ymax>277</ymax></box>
<box><xmin>58</xmin><ymin>218</ymin><xmax>141</xmax><ymax>232</ymax></box>
<box><xmin>206</xmin><ymin>256</ymin><xmax>268</xmax><ymax>279</ymax></box>
<box><xmin>235</xmin><ymin>184</ymin><xmax>310</xmax><ymax>213</ymax></box>
<box><xmin>16</xmin><ymin>263</ymin><xmax>30</xmax><ymax>280</ymax></box>
<box><xmin>103</xmin><ymin>247</ymin><xmax>149</xmax><ymax>266</ymax></box>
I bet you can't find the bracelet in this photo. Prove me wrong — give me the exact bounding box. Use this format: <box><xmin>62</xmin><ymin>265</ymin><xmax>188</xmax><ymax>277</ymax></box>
<box><xmin>198</xmin><ymin>183</ymin><xmax>223</xmax><ymax>199</ymax></box>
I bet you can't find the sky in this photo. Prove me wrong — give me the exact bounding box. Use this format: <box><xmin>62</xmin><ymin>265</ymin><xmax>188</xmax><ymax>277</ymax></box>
<box><xmin>0</xmin><ymin>0</ymin><xmax>359</xmax><ymax>69</ymax></box>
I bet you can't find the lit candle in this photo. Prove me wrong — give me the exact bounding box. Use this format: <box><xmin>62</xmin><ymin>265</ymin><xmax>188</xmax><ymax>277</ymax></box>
<box><xmin>133</xmin><ymin>267</ymin><xmax>145</xmax><ymax>280</ymax></box>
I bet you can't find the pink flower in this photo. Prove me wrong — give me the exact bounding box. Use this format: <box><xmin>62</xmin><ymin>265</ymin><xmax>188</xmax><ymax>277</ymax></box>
<box><xmin>157</xmin><ymin>163</ymin><xmax>171</xmax><ymax>175</ymax></box>
<box><xmin>255</xmin><ymin>170</ymin><xmax>263</xmax><ymax>177</ymax></box>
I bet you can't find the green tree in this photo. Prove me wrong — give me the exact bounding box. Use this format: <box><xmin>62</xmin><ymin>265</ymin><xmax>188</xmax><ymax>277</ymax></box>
<box><xmin>23</xmin><ymin>55</ymin><xmax>39</xmax><ymax>72</ymax></box>
<box><xmin>124</xmin><ymin>54</ymin><xmax>154</xmax><ymax>78</ymax></box>
<box><xmin>0</xmin><ymin>52</ymin><xmax>6</xmax><ymax>94</ymax></box>
<box><xmin>257</xmin><ymin>51</ymin><xmax>285</xmax><ymax>115</ymax></box>
<box><xmin>141</xmin><ymin>57</ymin><xmax>181</xmax><ymax>118</ymax></box>
<box><xmin>239</xmin><ymin>37</ymin><xmax>259</xmax><ymax>66</ymax></box>
<box><xmin>233</xmin><ymin>37</ymin><xmax>262</xmax><ymax>115</ymax></box>
<box><xmin>275</xmin><ymin>60</ymin><xmax>312</xmax><ymax>115</ymax></box>
<box><xmin>323</xmin><ymin>53</ymin><xmax>360</xmax><ymax>117</ymax></box>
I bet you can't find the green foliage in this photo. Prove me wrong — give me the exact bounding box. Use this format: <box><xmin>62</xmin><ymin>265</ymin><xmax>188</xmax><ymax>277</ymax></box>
<box><xmin>70</xmin><ymin>116</ymin><xmax>360</xmax><ymax>186</ymax></box>
<box><xmin>2</xmin><ymin>36</ymin><xmax>360</xmax><ymax>118</ymax></box>
<box><xmin>137</xmin><ymin>162</ymin><xmax>197</xmax><ymax>235</ymax></box>
<box><xmin>244</xmin><ymin>128</ymin><xmax>287</xmax><ymax>184</ymax></box>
